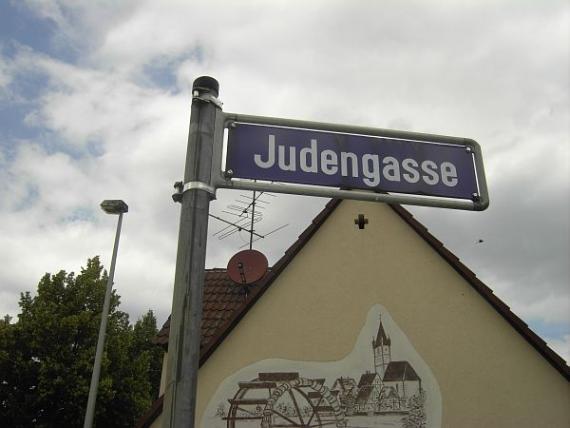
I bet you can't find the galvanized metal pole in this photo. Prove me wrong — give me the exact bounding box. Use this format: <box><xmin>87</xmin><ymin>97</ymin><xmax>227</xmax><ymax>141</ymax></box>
<box><xmin>162</xmin><ymin>76</ymin><xmax>221</xmax><ymax>427</ymax></box>
<box><xmin>83</xmin><ymin>212</ymin><xmax>124</xmax><ymax>428</ymax></box>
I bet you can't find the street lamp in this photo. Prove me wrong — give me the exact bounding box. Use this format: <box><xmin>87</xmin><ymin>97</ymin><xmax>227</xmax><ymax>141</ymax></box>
<box><xmin>83</xmin><ymin>200</ymin><xmax>128</xmax><ymax>428</ymax></box>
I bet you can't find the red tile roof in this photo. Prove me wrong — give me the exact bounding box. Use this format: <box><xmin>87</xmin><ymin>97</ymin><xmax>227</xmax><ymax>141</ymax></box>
<box><xmin>153</xmin><ymin>269</ymin><xmax>252</xmax><ymax>353</ymax></box>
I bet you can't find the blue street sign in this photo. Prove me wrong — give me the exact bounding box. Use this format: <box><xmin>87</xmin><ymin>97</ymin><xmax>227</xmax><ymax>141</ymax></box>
<box><xmin>226</xmin><ymin>123</ymin><xmax>480</xmax><ymax>201</ymax></box>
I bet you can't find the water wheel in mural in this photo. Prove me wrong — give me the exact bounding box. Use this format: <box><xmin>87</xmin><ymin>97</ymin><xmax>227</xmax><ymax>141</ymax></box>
<box><xmin>225</xmin><ymin>372</ymin><xmax>347</xmax><ymax>427</ymax></box>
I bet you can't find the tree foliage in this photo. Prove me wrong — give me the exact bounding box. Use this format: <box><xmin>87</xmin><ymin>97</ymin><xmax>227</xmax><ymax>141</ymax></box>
<box><xmin>0</xmin><ymin>257</ymin><xmax>163</xmax><ymax>427</ymax></box>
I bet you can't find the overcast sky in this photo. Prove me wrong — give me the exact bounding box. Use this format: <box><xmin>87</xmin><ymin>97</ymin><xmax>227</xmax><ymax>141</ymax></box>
<box><xmin>0</xmin><ymin>0</ymin><xmax>568</xmax><ymax>362</ymax></box>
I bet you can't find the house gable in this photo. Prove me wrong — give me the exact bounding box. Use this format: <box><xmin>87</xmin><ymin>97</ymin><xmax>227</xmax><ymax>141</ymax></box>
<box><xmin>140</xmin><ymin>200</ymin><xmax>569</xmax><ymax>428</ymax></box>
<box><xmin>193</xmin><ymin>200</ymin><xmax>568</xmax><ymax>427</ymax></box>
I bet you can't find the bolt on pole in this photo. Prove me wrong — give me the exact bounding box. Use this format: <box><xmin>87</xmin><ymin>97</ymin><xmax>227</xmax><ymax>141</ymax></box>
<box><xmin>162</xmin><ymin>76</ymin><xmax>221</xmax><ymax>427</ymax></box>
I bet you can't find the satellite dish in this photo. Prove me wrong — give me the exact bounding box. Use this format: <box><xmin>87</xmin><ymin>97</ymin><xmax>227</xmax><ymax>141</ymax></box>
<box><xmin>227</xmin><ymin>249</ymin><xmax>268</xmax><ymax>285</ymax></box>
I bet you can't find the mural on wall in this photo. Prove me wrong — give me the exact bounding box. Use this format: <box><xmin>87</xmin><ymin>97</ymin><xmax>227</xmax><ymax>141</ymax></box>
<box><xmin>202</xmin><ymin>304</ymin><xmax>441</xmax><ymax>428</ymax></box>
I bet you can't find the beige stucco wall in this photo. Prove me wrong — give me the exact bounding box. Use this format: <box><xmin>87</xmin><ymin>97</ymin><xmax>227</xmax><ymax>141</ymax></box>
<box><xmin>158</xmin><ymin>200</ymin><xmax>569</xmax><ymax>427</ymax></box>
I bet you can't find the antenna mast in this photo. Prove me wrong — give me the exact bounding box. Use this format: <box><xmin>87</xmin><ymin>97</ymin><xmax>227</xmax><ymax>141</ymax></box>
<box><xmin>210</xmin><ymin>191</ymin><xmax>288</xmax><ymax>249</ymax></box>
<box><xmin>249</xmin><ymin>191</ymin><xmax>256</xmax><ymax>249</ymax></box>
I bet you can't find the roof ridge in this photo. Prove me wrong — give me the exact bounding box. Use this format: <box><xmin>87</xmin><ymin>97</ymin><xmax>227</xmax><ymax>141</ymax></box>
<box><xmin>388</xmin><ymin>204</ymin><xmax>569</xmax><ymax>380</ymax></box>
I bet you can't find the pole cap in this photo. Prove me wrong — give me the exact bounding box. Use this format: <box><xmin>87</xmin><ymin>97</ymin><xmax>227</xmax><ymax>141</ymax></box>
<box><xmin>193</xmin><ymin>76</ymin><xmax>219</xmax><ymax>97</ymax></box>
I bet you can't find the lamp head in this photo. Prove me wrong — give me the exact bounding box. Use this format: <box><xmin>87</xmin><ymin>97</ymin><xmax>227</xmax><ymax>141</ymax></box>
<box><xmin>100</xmin><ymin>200</ymin><xmax>128</xmax><ymax>215</ymax></box>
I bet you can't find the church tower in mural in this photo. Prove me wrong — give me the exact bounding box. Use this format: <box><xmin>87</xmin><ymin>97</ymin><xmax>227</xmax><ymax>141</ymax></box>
<box><xmin>372</xmin><ymin>316</ymin><xmax>392</xmax><ymax>379</ymax></box>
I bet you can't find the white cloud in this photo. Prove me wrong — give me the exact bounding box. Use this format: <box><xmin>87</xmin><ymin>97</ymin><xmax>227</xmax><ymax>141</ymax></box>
<box><xmin>1</xmin><ymin>0</ymin><xmax>568</xmax><ymax>339</ymax></box>
<box><xmin>0</xmin><ymin>57</ymin><xmax>11</xmax><ymax>90</ymax></box>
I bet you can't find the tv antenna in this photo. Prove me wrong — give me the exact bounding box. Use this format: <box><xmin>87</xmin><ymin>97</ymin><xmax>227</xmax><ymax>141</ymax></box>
<box><xmin>209</xmin><ymin>191</ymin><xmax>288</xmax><ymax>249</ymax></box>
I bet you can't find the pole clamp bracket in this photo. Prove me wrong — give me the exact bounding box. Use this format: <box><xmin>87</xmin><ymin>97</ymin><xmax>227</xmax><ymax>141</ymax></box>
<box><xmin>183</xmin><ymin>181</ymin><xmax>216</xmax><ymax>194</ymax></box>
<box><xmin>192</xmin><ymin>92</ymin><xmax>223</xmax><ymax>109</ymax></box>
<box><xmin>172</xmin><ymin>181</ymin><xmax>217</xmax><ymax>202</ymax></box>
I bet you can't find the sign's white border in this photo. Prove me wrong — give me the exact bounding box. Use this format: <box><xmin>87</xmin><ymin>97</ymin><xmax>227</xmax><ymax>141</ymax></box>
<box><xmin>210</xmin><ymin>112</ymin><xmax>489</xmax><ymax>211</ymax></box>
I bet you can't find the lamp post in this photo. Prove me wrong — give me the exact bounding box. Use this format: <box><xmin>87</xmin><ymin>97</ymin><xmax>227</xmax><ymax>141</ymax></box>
<box><xmin>83</xmin><ymin>199</ymin><xmax>128</xmax><ymax>428</ymax></box>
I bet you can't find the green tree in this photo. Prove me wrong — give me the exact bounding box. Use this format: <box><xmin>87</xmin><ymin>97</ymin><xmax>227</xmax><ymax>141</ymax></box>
<box><xmin>0</xmin><ymin>257</ymin><xmax>162</xmax><ymax>428</ymax></box>
<box><xmin>132</xmin><ymin>310</ymin><xmax>163</xmax><ymax>400</ymax></box>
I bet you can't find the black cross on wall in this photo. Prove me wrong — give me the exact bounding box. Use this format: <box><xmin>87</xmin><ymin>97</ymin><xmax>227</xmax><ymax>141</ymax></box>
<box><xmin>354</xmin><ymin>214</ymin><xmax>369</xmax><ymax>230</ymax></box>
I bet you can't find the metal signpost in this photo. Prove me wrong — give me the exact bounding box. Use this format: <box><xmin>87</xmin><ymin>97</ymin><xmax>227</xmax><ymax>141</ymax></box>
<box><xmin>163</xmin><ymin>76</ymin><xmax>488</xmax><ymax>427</ymax></box>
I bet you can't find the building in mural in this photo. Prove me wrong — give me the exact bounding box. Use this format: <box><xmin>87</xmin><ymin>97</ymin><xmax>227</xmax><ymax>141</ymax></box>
<box><xmin>207</xmin><ymin>311</ymin><xmax>432</xmax><ymax>427</ymax></box>
<box><xmin>330</xmin><ymin>376</ymin><xmax>357</xmax><ymax>415</ymax></box>
<box><xmin>208</xmin><ymin>306</ymin><xmax>432</xmax><ymax>428</ymax></box>
<box><xmin>354</xmin><ymin>371</ymin><xmax>383</xmax><ymax>415</ymax></box>
<box><xmin>373</xmin><ymin>317</ymin><xmax>392</xmax><ymax>379</ymax></box>
<box><xmin>341</xmin><ymin>315</ymin><xmax>427</xmax><ymax>417</ymax></box>
<box><xmin>136</xmin><ymin>200</ymin><xmax>570</xmax><ymax>428</ymax></box>
<box><xmin>382</xmin><ymin>362</ymin><xmax>422</xmax><ymax>410</ymax></box>
<box><xmin>369</xmin><ymin>317</ymin><xmax>423</xmax><ymax>414</ymax></box>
